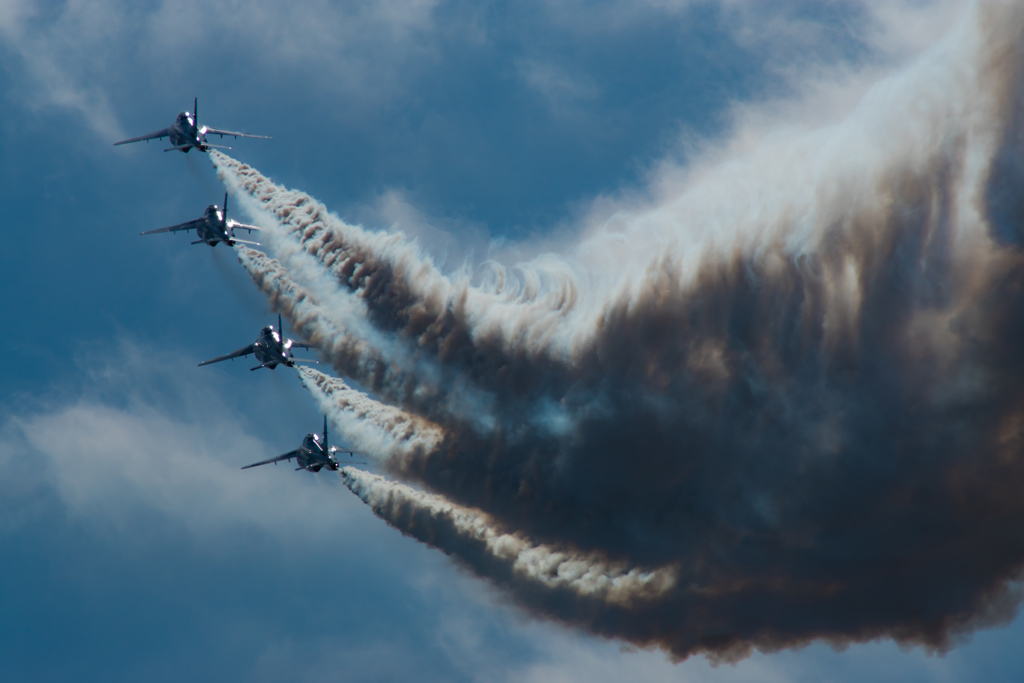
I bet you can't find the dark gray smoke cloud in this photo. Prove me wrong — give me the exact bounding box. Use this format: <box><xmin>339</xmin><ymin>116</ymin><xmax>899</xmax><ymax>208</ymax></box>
<box><xmin>214</xmin><ymin>2</ymin><xmax>1024</xmax><ymax>662</ymax></box>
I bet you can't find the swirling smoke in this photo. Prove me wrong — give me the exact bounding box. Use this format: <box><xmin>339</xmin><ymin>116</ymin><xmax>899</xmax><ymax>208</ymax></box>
<box><xmin>214</xmin><ymin>1</ymin><xmax>1024</xmax><ymax>661</ymax></box>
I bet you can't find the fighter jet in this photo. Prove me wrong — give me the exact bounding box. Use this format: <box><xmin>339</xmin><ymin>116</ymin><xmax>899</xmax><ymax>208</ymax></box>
<box><xmin>198</xmin><ymin>314</ymin><xmax>317</xmax><ymax>371</ymax></box>
<box><xmin>113</xmin><ymin>98</ymin><xmax>269</xmax><ymax>153</ymax></box>
<box><xmin>241</xmin><ymin>416</ymin><xmax>363</xmax><ymax>472</ymax></box>
<box><xmin>140</xmin><ymin>193</ymin><xmax>259</xmax><ymax>247</ymax></box>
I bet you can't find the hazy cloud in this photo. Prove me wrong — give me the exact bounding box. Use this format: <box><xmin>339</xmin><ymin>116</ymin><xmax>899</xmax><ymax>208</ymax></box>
<box><xmin>516</xmin><ymin>59</ymin><xmax>600</xmax><ymax>115</ymax></box>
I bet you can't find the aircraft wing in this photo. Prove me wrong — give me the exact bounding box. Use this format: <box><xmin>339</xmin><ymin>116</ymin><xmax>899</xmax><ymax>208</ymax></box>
<box><xmin>141</xmin><ymin>218</ymin><xmax>205</xmax><ymax>236</ymax></box>
<box><xmin>241</xmin><ymin>449</ymin><xmax>300</xmax><ymax>470</ymax></box>
<box><xmin>202</xmin><ymin>126</ymin><xmax>271</xmax><ymax>140</ymax></box>
<box><xmin>227</xmin><ymin>221</ymin><xmax>261</xmax><ymax>233</ymax></box>
<box><xmin>113</xmin><ymin>127</ymin><xmax>173</xmax><ymax>146</ymax></box>
<box><xmin>197</xmin><ymin>343</ymin><xmax>256</xmax><ymax>366</ymax></box>
<box><xmin>290</xmin><ymin>341</ymin><xmax>315</xmax><ymax>350</ymax></box>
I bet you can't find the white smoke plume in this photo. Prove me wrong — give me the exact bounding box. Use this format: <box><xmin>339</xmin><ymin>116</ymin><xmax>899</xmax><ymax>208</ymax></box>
<box><xmin>213</xmin><ymin>151</ymin><xmax>589</xmax><ymax>366</ymax></box>
<box><xmin>215</xmin><ymin>1</ymin><xmax>1024</xmax><ymax>662</ymax></box>
<box><xmin>341</xmin><ymin>466</ymin><xmax>678</xmax><ymax>605</ymax></box>
<box><xmin>232</xmin><ymin>243</ymin><xmax>499</xmax><ymax>428</ymax></box>
<box><xmin>233</xmin><ymin>245</ymin><xmax>403</xmax><ymax>390</ymax></box>
<box><xmin>297</xmin><ymin>365</ymin><xmax>445</xmax><ymax>465</ymax></box>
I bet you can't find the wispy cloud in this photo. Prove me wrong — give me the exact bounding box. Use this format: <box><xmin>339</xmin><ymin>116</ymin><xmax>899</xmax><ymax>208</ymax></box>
<box><xmin>0</xmin><ymin>1</ymin><xmax>969</xmax><ymax>145</ymax></box>
<box><xmin>0</xmin><ymin>1</ymin><xmax>126</xmax><ymax>138</ymax></box>
<box><xmin>0</xmin><ymin>339</ymin><xmax>365</xmax><ymax>545</ymax></box>
<box><xmin>0</xmin><ymin>0</ymin><xmax>445</xmax><ymax>137</ymax></box>
<box><xmin>516</xmin><ymin>59</ymin><xmax>600</xmax><ymax>116</ymax></box>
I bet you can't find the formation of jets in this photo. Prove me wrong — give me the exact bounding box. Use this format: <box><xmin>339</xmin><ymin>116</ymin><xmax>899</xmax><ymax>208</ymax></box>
<box><xmin>118</xmin><ymin>100</ymin><xmax>361</xmax><ymax>473</ymax></box>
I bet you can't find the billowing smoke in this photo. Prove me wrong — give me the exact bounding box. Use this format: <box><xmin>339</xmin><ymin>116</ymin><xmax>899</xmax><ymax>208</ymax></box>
<box><xmin>214</xmin><ymin>1</ymin><xmax>1024</xmax><ymax>661</ymax></box>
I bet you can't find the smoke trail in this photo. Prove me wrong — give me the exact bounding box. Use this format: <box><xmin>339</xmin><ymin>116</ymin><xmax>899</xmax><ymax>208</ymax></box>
<box><xmin>297</xmin><ymin>366</ymin><xmax>445</xmax><ymax>465</ymax></box>
<box><xmin>234</xmin><ymin>245</ymin><xmax>398</xmax><ymax>389</ymax></box>
<box><xmin>341</xmin><ymin>467</ymin><xmax>678</xmax><ymax>605</ymax></box>
<box><xmin>218</xmin><ymin>1</ymin><xmax>1024</xmax><ymax>661</ymax></box>
<box><xmin>233</xmin><ymin>245</ymin><xmax>498</xmax><ymax>426</ymax></box>
<box><xmin>212</xmin><ymin>151</ymin><xmax>587</xmax><ymax>387</ymax></box>
<box><xmin>214</xmin><ymin>151</ymin><xmax>470</xmax><ymax>356</ymax></box>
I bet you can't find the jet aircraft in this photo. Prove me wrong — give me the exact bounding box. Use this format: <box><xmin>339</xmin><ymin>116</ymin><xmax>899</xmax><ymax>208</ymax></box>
<box><xmin>198</xmin><ymin>315</ymin><xmax>317</xmax><ymax>371</ymax></box>
<box><xmin>141</xmin><ymin>193</ymin><xmax>259</xmax><ymax>248</ymax></box>
<box><xmin>113</xmin><ymin>98</ymin><xmax>269</xmax><ymax>152</ymax></box>
<box><xmin>241</xmin><ymin>416</ymin><xmax>362</xmax><ymax>472</ymax></box>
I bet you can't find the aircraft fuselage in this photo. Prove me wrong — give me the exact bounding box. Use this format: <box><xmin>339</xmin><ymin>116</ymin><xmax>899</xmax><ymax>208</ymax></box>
<box><xmin>252</xmin><ymin>326</ymin><xmax>295</xmax><ymax>369</ymax></box>
<box><xmin>296</xmin><ymin>433</ymin><xmax>339</xmax><ymax>472</ymax></box>
<box><xmin>167</xmin><ymin>112</ymin><xmax>205</xmax><ymax>152</ymax></box>
<box><xmin>195</xmin><ymin>205</ymin><xmax>233</xmax><ymax>246</ymax></box>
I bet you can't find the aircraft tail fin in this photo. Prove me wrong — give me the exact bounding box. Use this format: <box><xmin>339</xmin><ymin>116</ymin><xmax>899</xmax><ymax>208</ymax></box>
<box><xmin>194</xmin><ymin>97</ymin><xmax>198</xmax><ymax>128</ymax></box>
<box><xmin>222</xmin><ymin>192</ymin><xmax>232</xmax><ymax>238</ymax></box>
<box><xmin>324</xmin><ymin>414</ymin><xmax>329</xmax><ymax>455</ymax></box>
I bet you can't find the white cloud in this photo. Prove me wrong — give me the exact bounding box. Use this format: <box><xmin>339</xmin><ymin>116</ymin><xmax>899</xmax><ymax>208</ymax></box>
<box><xmin>0</xmin><ymin>0</ymin><xmax>32</xmax><ymax>32</ymax></box>
<box><xmin>0</xmin><ymin>340</ymin><xmax>367</xmax><ymax>546</ymax></box>
<box><xmin>0</xmin><ymin>0</ymin><xmax>446</xmax><ymax>137</ymax></box>
<box><xmin>516</xmin><ymin>58</ymin><xmax>600</xmax><ymax>115</ymax></box>
<box><xmin>0</xmin><ymin>0</ymin><xmax>970</xmax><ymax>143</ymax></box>
<box><xmin>0</xmin><ymin>0</ymin><xmax>127</xmax><ymax>138</ymax></box>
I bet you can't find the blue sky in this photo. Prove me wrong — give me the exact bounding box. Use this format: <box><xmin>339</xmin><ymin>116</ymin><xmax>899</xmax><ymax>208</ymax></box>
<box><xmin>2</xmin><ymin>1</ymin><xmax>1024</xmax><ymax>681</ymax></box>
